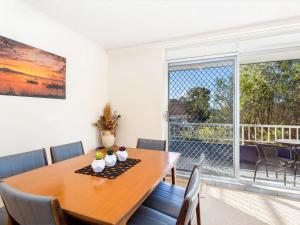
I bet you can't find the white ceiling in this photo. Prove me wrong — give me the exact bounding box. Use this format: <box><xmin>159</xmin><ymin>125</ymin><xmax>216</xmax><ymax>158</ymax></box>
<box><xmin>25</xmin><ymin>0</ymin><xmax>300</xmax><ymax>50</ymax></box>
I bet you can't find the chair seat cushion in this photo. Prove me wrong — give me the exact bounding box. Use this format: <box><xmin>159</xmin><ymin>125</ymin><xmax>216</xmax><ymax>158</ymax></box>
<box><xmin>128</xmin><ymin>206</ymin><xmax>176</xmax><ymax>225</ymax></box>
<box><xmin>0</xmin><ymin>207</ymin><xmax>7</xmax><ymax>225</ymax></box>
<box><xmin>143</xmin><ymin>181</ymin><xmax>185</xmax><ymax>218</ymax></box>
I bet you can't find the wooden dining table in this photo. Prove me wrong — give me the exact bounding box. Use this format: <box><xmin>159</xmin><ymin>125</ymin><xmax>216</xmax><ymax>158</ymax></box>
<box><xmin>3</xmin><ymin>148</ymin><xmax>180</xmax><ymax>225</ymax></box>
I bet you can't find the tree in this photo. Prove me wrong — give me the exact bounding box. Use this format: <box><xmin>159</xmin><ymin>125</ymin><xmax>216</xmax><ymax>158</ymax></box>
<box><xmin>209</xmin><ymin>77</ymin><xmax>233</xmax><ymax>124</ymax></box>
<box><xmin>240</xmin><ymin>60</ymin><xmax>300</xmax><ymax>125</ymax></box>
<box><xmin>181</xmin><ymin>87</ymin><xmax>211</xmax><ymax>122</ymax></box>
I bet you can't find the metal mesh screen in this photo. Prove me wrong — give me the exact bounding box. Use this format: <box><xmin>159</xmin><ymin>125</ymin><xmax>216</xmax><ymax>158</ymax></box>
<box><xmin>168</xmin><ymin>59</ymin><xmax>235</xmax><ymax>177</ymax></box>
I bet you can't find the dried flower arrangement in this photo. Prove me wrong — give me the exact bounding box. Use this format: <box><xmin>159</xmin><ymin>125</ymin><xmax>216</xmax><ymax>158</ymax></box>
<box><xmin>94</xmin><ymin>103</ymin><xmax>121</xmax><ymax>136</ymax></box>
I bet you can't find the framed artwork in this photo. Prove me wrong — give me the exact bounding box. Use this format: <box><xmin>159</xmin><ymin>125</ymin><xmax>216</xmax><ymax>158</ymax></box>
<box><xmin>0</xmin><ymin>35</ymin><xmax>66</xmax><ymax>99</ymax></box>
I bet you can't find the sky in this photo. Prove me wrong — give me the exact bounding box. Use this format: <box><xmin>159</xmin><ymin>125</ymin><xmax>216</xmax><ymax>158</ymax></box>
<box><xmin>0</xmin><ymin>35</ymin><xmax>65</xmax><ymax>81</ymax></box>
<box><xmin>169</xmin><ymin>65</ymin><xmax>234</xmax><ymax>100</ymax></box>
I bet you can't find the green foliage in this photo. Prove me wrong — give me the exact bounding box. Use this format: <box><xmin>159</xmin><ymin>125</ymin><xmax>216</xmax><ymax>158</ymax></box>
<box><xmin>209</xmin><ymin>77</ymin><xmax>233</xmax><ymax>124</ymax></box>
<box><xmin>95</xmin><ymin>151</ymin><xmax>104</xmax><ymax>160</ymax></box>
<box><xmin>240</xmin><ymin>60</ymin><xmax>300</xmax><ymax>125</ymax></box>
<box><xmin>180</xmin><ymin>87</ymin><xmax>211</xmax><ymax>122</ymax></box>
<box><xmin>106</xmin><ymin>149</ymin><xmax>114</xmax><ymax>155</ymax></box>
<box><xmin>172</xmin><ymin>59</ymin><xmax>300</xmax><ymax>127</ymax></box>
<box><xmin>178</xmin><ymin>126</ymin><xmax>232</xmax><ymax>144</ymax></box>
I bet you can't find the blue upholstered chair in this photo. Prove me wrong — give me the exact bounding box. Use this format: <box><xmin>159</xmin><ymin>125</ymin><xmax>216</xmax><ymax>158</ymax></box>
<box><xmin>0</xmin><ymin>148</ymin><xmax>48</xmax><ymax>225</ymax></box>
<box><xmin>0</xmin><ymin>182</ymin><xmax>65</xmax><ymax>225</ymax></box>
<box><xmin>50</xmin><ymin>141</ymin><xmax>84</xmax><ymax>163</ymax></box>
<box><xmin>129</xmin><ymin>166</ymin><xmax>201</xmax><ymax>225</ymax></box>
<box><xmin>143</xmin><ymin>166</ymin><xmax>199</xmax><ymax>220</ymax></box>
<box><xmin>0</xmin><ymin>148</ymin><xmax>48</xmax><ymax>180</ymax></box>
<box><xmin>136</xmin><ymin>138</ymin><xmax>166</xmax><ymax>151</ymax></box>
<box><xmin>0</xmin><ymin>207</ymin><xmax>7</xmax><ymax>225</ymax></box>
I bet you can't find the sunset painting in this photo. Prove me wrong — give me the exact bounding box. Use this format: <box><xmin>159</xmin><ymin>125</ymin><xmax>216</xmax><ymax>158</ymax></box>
<box><xmin>0</xmin><ymin>35</ymin><xmax>66</xmax><ymax>99</ymax></box>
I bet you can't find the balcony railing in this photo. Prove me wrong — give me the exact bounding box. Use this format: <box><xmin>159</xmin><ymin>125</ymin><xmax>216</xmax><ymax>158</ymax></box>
<box><xmin>169</xmin><ymin>122</ymin><xmax>300</xmax><ymax>144</ymax></box>
<box><xmin>169</xmin><ymin>122</ymin><xmax>300</xmax><ymax>177</ymax></box>
<box><xmin>241</xmin><ymin>124</ymin><xmax>300</xmax><ymax>144</ymax></box>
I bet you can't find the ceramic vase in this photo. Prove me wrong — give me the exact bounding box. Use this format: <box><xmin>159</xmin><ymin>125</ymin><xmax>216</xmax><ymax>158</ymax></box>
<box><xmin>91</xmin><ymin>159</ymin><xmax>105</xmax><ymax>173</ymax></box>
<box><xmin>116</xmin><ymin>150</ymin><xmax>128</xmax><ymax>161</ymax></box>
<box><xmin>101</xmin><ymin>130</ymin><xmax>116</xmax><ymax>148</ymax></box>
<box><xmin>105</xmin><ymin>154</ymin><xmax>117</xmax><ymax>167</ymax></box>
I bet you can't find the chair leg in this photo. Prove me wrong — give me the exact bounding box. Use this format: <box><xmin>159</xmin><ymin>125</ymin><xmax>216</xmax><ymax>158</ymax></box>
<box><xmin>284</xmin><ymin>170</ymin><xmax>286</xmax><ymax>186</ymax></box>
<box><xmin>265</xmin><ymin>165</ymin><xmax>268</xmax><ymax>178</ymax></box>
<box><xmin>196</xmin><ymin>198</ymin><xmax>201</xmax><ymax>225</ymax></box>
<box><xmin>7</xmin><ymin>214</ymin><xmax>18</xmax><ymax>225</ymax></box>
<box><xmin>254</xmin><ymin>163</ymin><xmax>258</xmax><ymax>181</ymax></box>
<box><xmin>171</xmin><ymin>166</ymin><xmax>176</xmax><ymax>185</ymax></box>
<box><xmin>276</xmin><ymin>171</ymin><xmax>278</xmax><ymax>179</ymax></box>
<box><xmin>294</xmin><ymin>165</ymin><xmax>297</xmax><ymax>187</ymax></box>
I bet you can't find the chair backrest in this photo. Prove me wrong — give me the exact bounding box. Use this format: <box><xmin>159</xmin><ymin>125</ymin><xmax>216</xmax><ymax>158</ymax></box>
<box><xmin>177</xmin><ymin>166</ymin><xmax>201</xmax><ymax>225</ymax></box>
<box><xmin>295</xmin><ymin>149</ymin><xmax>300</xmax><ymax>162</ymax></box>
<box><xmin>277</xmin><ymin>147</ymin><xmax>292</xmax><ymax>160</ymax></box>
<box><xmin>0</xmin><ymin>149</ymin><xmax>48</xmax><ymax>180</ymax></box>
<box><xmin>256</xmin><ymin>144</ymin><xmax>278</xmax><ymax>161</ymax></box>
<box><xmin>136</xmin><ymin>138</ymin><xmax>166</xmax><ymax>151</ymax></box>
<box><xmin>240</xmin><ymin>145</ymin><xmax>259</xmax><ymax>164</ymax></box>
<box><xmin>50</xmin><ymin>141</ymin><xmax>84</xmax><ymax>163</ymax></box>
<box><xmin>0</xmin><ymin>182</ymin><xmax>66</xmax><ymax>225</ymax></box>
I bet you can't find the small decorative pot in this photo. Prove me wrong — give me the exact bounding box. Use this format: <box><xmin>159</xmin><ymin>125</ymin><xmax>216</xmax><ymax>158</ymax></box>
<box><xmin>91</xmin><ymin>159</ymin><xmax>105</xmax><ymax>173</ymax></box>
<box><xmin>116</xmin><ymin>147</ymin><xmax>128</xmax><ymax>161</ymax></box>
<box><xmin>101</xmin><ymin>130</ymin><xmax>116</xmax><ymax>148</ymax></box>
<box><xmin>105</xmin><ymin>154</ymin><xmax>117</xmax><ymax>167</ymax></box>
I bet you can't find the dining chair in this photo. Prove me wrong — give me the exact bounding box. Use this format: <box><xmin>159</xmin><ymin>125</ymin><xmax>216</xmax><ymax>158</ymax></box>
<box><xmin>136</xmin><ymin>138</ymin><xmax>166</xmax><ymax>151</ymax></box>
<box><xmin>128</xmin><ymin>166</ymin><xmax>201</xmax><ymax>225</ymax></box>
<box><xmin>0</xmin><ymin>181</ymin><xmax>65</xmax><ymax>225</ymax></box>
<box><xmin>0</xmin><ymin>148</ymin><xmax>48</xmax><ymax>225</ymax></box>
<box><xmin>136</xmin><ymin>138</ymin><xmax>174</xmax><ymax>183</ymax></box>
<box><xmin>0</xmin><ymin>148</ymin><xmax>48</xmax><ymax>180</ymax></box>
<box><xmin>254</xmin><ymin>143</ymin><xmax>290</xmax><ymax>185</ymax></box>
<box><xmin>143</xmin><ymin>166</ymin><xmax>199</xmax><ymax>220</ymax></box>
<box><xmin>50</xmin><ymin>141</ymin><xmax>84</xmax><ymax>163</ymax></box>
<box><xmin>0</xmin><ymin>207</ymin><xmax>7</xmax><ymax>225</ymax></box>
<box><xmin>0</xmin><ymin>182</ymin><xmax>90</xmax><ymax>225</ymax></box>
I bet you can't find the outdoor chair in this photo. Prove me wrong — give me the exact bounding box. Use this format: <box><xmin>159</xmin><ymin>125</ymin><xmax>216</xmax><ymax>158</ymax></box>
<box><xmin>292</xmin><ymin>148</ymin><xmax>300</xmax><ymax>187</ymax></box>
<box><xmin>254</xmin><ymin>143</ymin><xmax>290</xmax><ymax>185</ymax></box>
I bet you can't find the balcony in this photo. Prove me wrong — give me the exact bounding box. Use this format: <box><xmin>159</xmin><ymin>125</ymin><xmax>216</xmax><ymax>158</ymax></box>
<box><xmin>169</xmin><ymin>122</ymin><xmax>300</xmax><ymax>188</ymax></box>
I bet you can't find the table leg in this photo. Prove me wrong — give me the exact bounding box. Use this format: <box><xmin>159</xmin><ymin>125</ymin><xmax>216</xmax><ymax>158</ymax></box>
<box><xmin>171</xmin><ymin>166</ymin><xmax>176</xmax><ymax>185</ymax></box>
<box><xmin>7</xmin><ymin>214</ymin><xmax>18</xmax><ymax>225</ymax></box>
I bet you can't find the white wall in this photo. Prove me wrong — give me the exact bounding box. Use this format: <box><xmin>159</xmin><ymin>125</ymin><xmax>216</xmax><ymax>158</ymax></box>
<box><xmin>108</xmin><ymin>46</ymin><xmax>165</xmax><ymax>147</ymax></box>
<box><xmin>0</xmin><ymin>0</ymin><xmax>108</xmax><ymax>161</ymax></box>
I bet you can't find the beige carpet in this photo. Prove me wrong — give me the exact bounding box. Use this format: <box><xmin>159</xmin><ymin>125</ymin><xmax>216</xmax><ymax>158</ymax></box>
<box><xmin>200</xmin><ymin>184</ymin><xmax>300</xmax><ymax>225</ymax></box>
<box><xmin>166</xmin><ymin>177</ymin><xmax>300</xmax><ymax>225</ymax></box>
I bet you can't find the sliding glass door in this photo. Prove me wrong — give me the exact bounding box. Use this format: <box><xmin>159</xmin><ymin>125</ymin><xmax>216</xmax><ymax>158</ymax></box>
<box><xmin>167</xmin><ymin>57</ymin><xmax>238</xmax><ymax>177</ymax></box>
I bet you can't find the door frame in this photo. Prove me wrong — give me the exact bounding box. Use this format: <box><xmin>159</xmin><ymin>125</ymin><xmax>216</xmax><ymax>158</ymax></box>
<box><xmin>163</xmin><ymin>52</ymin><xmax>240</xmax><ymax>179</ymax></box>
